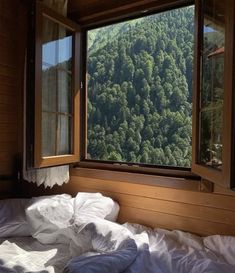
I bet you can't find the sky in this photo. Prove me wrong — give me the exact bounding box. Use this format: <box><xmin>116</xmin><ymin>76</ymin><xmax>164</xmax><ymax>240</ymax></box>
<box><xmin>42</xmin><ymin>36</ymin><xmax>72</xmax><ymax>69</ymax></box>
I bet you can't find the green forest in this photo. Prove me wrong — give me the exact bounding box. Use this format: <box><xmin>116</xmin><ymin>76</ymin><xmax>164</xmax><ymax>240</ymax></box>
<box><xmin>86</xmin><ymin>6</ymin><xmax>194</xmax><ymax>168</ymax></box>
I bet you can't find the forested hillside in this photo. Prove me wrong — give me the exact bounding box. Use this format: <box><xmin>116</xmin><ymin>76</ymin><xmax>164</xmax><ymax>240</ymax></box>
<box><xmin>87</xmin><ymin>6</ymin><xmax>194</xmax><ymax>167</ymax></box>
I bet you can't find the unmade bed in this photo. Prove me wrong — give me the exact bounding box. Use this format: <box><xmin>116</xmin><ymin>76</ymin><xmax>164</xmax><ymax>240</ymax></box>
<box><xmin>1</xmin><ymin>193</ymin><xmax>235</xmax><ymax>273</ymax></box>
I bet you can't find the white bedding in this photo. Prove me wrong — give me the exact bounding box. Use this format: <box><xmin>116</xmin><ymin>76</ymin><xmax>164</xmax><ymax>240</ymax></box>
<box><xmin>1</xmin><ymin>221</ymin><xmax>235</xmax><ymax>273</ymax></box>
<box><xmin>0</xmin><ymin>237</ymin><xmax>71</xmax><ymax>273</ymax></box>
<box><xmin>1</xmin><ymin>193</ymin><xmax>235</xmax><ymax>273</ymax></box>
<box><xmin>63</xmin><ymin>218</ymin><xmax>235</xmax><ymax>273</ymax></box>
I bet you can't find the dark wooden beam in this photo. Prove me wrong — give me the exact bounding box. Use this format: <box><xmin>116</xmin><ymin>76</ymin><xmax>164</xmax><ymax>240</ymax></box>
<box><xmin>68</xmin><ymin>0</ymin><xmax>194</xmax><ymax>27</ymax></box>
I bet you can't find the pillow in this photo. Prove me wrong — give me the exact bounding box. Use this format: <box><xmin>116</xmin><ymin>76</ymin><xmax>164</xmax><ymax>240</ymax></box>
<box><xmin>0</xmin><ymin>198</ymin><xmax>31</xmax><ymax>237</ymax></box>
<box><xmin>203</xmin><ymin>235</ymin><xmax>235</xmax><ymax>265</ymax></box>
<box><xmin>73</xmin><ymin>192</ymin><xmax>120</xmax><ymax>222</ymax></box>
<box><xmin>25</xmin><ymin>194</ymin><xmax>74</xmax><ymax>244</ymax></box>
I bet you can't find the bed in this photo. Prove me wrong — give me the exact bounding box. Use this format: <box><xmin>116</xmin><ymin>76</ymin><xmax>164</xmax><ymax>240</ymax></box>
<box><xmin>1</xmin><ymin>193</ymin><xmax>235</xmax><ymax>273</ymax></box>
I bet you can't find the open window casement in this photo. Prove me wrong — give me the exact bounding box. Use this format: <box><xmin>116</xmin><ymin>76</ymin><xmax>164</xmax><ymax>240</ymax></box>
<box><xmin>28</xmin><ymin>0</ymin><xmax>235</xmax><ymax>191</ymax></box>
<box><xmin>29</xmin><ymin>2</ymin><xmax>81</xmax><ymax>168</ymax></box>
<box><xmin>192</xmin><ymin>0</ymin><xmax>235</xmax><ymax>189</ymax></box>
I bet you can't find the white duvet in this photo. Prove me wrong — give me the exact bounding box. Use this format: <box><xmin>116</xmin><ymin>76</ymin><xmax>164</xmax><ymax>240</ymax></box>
<box><xmin>63</xmin><ymin>217</ymin><xmax>235</xmax><ymax>273</ymax></box>
<box><xmin>1</xmin><ymin>193</ymin><xmax>235</xmax><ymax>273</ymax></box>
<box><xmin>2</xmin><ymin>219</ymin><xmax>235</xmax><ymax>273</ymax></box>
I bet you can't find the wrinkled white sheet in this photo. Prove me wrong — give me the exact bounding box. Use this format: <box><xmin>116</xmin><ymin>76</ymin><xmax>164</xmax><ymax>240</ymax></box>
<box><xmin>1</xmin><ymin>206</ymin><xmax>235</xmax><ymax>273</ymax></box>
<box><xmin>25</xmin><ymin>193</ymin><xmax>119</xmax><ymax>245</ymax></box>
<box><xmin>0</xmin><ymin>199</ymin><xmax>31</xmax><ymax>238</ymax></box>
<box><xmin>0</xmin><ymin>237</ymin><xmax>71</xmax><ymax>273</ymax></box>
<box><xmin>63</xmin><ymin>218</ymin><xmax>235</xmax><ymax>273</ymax></box>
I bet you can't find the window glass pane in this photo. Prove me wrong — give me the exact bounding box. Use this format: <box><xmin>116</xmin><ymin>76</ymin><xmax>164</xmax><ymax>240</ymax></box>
<box><xmin>42</xmin><ymin>18</ymin><xmax>58</xmax><ymax>67</ymax></box>
<box><xmin>200</xmin><ymin>108</ymin><xmax>223</xmax><ymax>168</ymax></box>
<box><xmin>42</xmin><ymin>68</ymin><xmax>57</xmax><ymax>112</ymax></box>
<box><xmin>42</xmin><ymin>18</ymin><xmax>58</xmax><ymax>113</ymax></box>
<box><xmin>42</xmin><ymin>19</ymin><xmax>73</xmax><ymax>69</ymax></box>
<box><xmin>199</xmin><ymin>0</ymin><xmax>225</xmax><ymax>169</ymax></box>
<box><xmin>58</xmin><ymin>26</ymin><xmax>72</xmax><ymax>71</ymax></box>
<box><xmin>58</xmin><ymin>70</ymin><xmax>72</xmax><ymax>113</ymax></box>
<box><xmin>86</xmin><ymin>6</ymin><xmax>194</xmax><ymax>168</ymax></box>
<box><xmin>41</xmin><ymin>16</ymin><xmax>74</xmax><ymax>157</ymax></box>
<box><xmin>42</xmin><ymin>112</ymin><xmax>56</xmax><ymax>156</ymax></box>
<box><xmin>58</xmin><ymin>115</ymin><xmax>71</xmax><ymax>155</ymax></box>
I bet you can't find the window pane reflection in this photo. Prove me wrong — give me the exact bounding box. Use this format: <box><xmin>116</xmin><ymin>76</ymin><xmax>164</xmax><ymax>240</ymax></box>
<box><xmin>41</xmin><ymin>16</ymin><xmax>73</xmax><ymax>157</ymax></box>
<box><xmin>199</xmin><ymin>0</ymin><xmax>225</xmax><ymax>169</ymax></box>
<box><xmin>58</xmin><ymin>70</ymin><xmax>72</xmax><ymax>113</ymax></box>
<box><xmin>58</xmin><ymin>115</ymin><xmax>71</xmax><ymax>155</ymax></box>
<box><xmin>42</xmin><ymin>112</ymin><xmax>56</xmax><ymax>156</ymax></box>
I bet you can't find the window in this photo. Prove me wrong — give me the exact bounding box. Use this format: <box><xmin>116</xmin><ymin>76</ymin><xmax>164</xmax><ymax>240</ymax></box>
<box><xmin>29</xmin><ymin>0</ymin><xmax>235</xmax><ymax>190</ymax></box>
<box><xmin>84</xmin><ymin>5</ymin><xmax>194</xmax><ymax>170</ymax></box>
<box><xmin>192</xmin><ymin>0</ymin><xmax>235</xmax><ymax>189</ymax></box>
<box><xmin>27</xmin><ymin>2</ymin><xmax>80</xmax><ymax>168</ymax></box>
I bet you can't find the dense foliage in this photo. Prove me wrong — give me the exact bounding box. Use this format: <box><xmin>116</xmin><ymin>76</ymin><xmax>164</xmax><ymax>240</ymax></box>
<box><xmin>87</xmin><ymin>6</ymin><xmax>194</xmax><ymax>167</ymax></box>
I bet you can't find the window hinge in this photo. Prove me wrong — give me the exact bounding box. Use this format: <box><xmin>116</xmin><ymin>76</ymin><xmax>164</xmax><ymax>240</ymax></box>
<box><xmin>80</xmin><ymin>82</ymin><xmax>83</xmax><ymax>90</ymax></box>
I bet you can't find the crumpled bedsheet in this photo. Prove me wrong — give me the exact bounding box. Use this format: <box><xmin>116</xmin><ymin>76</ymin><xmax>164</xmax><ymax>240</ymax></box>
<box><xmin>1</xmin><ymin>217</ymin><xmax>235</xmax><ymax>273</ymax></box>
<box><xmin>62</xmin><ymin>217</ymin><xmax>235</xmax><ymax>273</ymax></box>
<box><xmin>0</xmin><ymin>237</ymin><xmax>71</xmax><ymax>273</ymax></box>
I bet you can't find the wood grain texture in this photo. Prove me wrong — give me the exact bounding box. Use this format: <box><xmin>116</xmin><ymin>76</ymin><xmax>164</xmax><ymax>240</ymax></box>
<box><xmin>34</xmin><ymin>3</ymin><xmax>81</xmax><ymax>168</ymax></box>
<box><xmin>0</xmin><ymin>0</ymin><xmax>20</xmax><ymax>197</ymax></box>
<box><xmin>63</xmin><ymin>171</ymin><xmax>235</xmax><ymax>236</ymax></box>
<box><xmin>192</xmin><ymin>0</ymin><xmax>235</xmax><ymax>189</ymax></box>
<box><xmin>68</xmin><ymin>0</ymin><xmax>193</xmax><ymax>26</ymax></box>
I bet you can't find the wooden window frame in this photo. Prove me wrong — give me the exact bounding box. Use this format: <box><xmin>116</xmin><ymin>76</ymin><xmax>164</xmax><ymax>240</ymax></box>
<box><xmin>77</xmin><ymin>0</ymin><xmax>199</xmax><ymax>182</ymax></box>
<box><xmin>192</xmin><ymin>0</ymin><xmax>235</xmax><ymax>189</ymax></box>
<box><xmin>33</xmin><ymin>2</ymin><xmax>81</xmax><ymax>168</ymax></box>
<box><xmin>29</xmin><ymin>0</ymin><xmax>235</xmax><ymax>191</ymax></box>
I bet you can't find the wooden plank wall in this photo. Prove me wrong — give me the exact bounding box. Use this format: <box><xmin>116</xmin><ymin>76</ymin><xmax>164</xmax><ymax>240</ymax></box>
<box><xmin>22</xmin><ymin>169</ymin><xmax>235</xmax><ymax>236</ymax></box>
<box><xmin>66</xmin><ymin>170</ymin><xmax>235</xmax><ymax>237</ymax></box>
<box><xmin>0</xmin><ymin>0</ymin><xmax>20</xmax><ymax>197</ymax></box>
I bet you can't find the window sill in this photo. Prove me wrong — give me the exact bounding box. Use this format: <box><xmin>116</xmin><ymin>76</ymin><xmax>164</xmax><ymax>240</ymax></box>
<box><xmin>71</xmin><ymin>162</ymin><xmax>213</xmax><ymax>193</ymax></box>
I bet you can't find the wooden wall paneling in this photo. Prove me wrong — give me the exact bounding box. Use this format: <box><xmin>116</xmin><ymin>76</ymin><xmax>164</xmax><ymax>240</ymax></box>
<box><xmin>0</xmin><ymin>76</ymin><xmax>17</xmax><ymax>88</ymax></box>
<box><xmin>69</xmin><ymin>174</ymin><xmax>235</xmax><ymax>211</ymax></box>
<box><xmin>0</xmin><ymin>66</ymin><xmax>17</xmax><ymax>79</ymax></box>
<box><xmin>0</xmin><ymin>0</ymin><xmax>20</xmax><ymax>197</ymax></box>
<box><xmin>0</xmin><ymin>84</ymin><xmax>17</xmax><ymax>95</ymax></box>
<box><xmin>0</xmin><ymin>0</ymin><xmax>18</xmax><ymax>19</ymax></box>
<box><xmin>62</xmin><ymin>173</ymin><xmax>235</xmax><ymax>236</ymax></box>
<box><xmin>118</xmin><ymin>207</ymin><xmax>235</xmax><ymax>236</ymax></box>
<box><xmin>68</xmin><ymin>176</ymin><xmax>235</xmax><ymax>212</ymax></box>
<box><xmin>23</xmin><ymin>168</ymin><xmax>235</xmax><ymax>235</ymax></box>
<box><xmin>213</xmin><ymin>185</ymin><xmax>235</xmax><ymax>196</ymax></box>
<box><xmin>0</xmin><ymin>162</ymin><xmax>14</xmax><ymax>177</ymax></box>
<box><xmin>70</xmin><ymin>185</ymin><xmax>235</xmax><ymax>226</ymax></box>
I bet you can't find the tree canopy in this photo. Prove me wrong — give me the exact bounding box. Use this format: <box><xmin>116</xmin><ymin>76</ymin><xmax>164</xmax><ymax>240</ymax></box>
<box><xmin>87</xmin><ymin>6</ymin><xmax>194</xmax><ymax>167</ymax></box>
